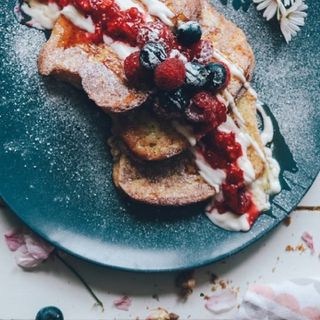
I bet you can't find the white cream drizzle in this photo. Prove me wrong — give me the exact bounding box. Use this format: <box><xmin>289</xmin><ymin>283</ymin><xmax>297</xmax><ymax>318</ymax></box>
<box><xmin>172</xmin><ymin>121</ymin><xmax>197</xmax><ymax>146</ymax></box>
<box><xmin>176</xmin><ymin>47</ymin><xmax>281</xmax><ymax>231</ymax></box>
<box><xmin>194</xmin><ymin>151</ymin><xmax>226</xmax><ymax>192</ymax></box>
<box><xmin>103</xmin><ymin>35</ymin><xmax>138</xmax><ymax>59</ymax></box>
<box><xmin>61</xmin><ymin>5</ymin><xmax>95</xmax><ymax>33</ymax></box>
<box><xmin>206</xmin><ymin>209</ymin><xmax>250</xmax><ymax>232</ymax></box>
<box><xmin>21</xmin><ymin>0</ymin><xmax>60</xmax><ymax>30</ymax></box>
<box><xmin>21</xmin><ymin>0</ymin><xmax>95</xmax><ymax>33</ymax></box>
<box><xmin>140</xmin><ymin>0</ymin><xmax>174</xmax><ymax>26</ymax></box>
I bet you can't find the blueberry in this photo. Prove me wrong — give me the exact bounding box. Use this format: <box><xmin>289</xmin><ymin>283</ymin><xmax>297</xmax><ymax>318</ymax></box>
<box><xmin>185</xmin><ymin>62</ymin><xmax>208</xmax><ymax>89</ymax></box>
<box><xmin>206</xmin><ymin>62</ymin><xmax>229</xmax><ymax>91</ymax></box>
<box><xmin>176</xmin><ymin>21</ymin><xmax>202</xmax><ymax>46</ymax></box>
<box><xmin>140</xmin><ymin>42</ymin><xmax>167</xmax><ymax>70</ymax></box>
<box><xmin>35</xmin><ymin>306</ymin><xmax>64</xmax><ymax>320</ymax></box>
<box><xmin>159</xmin><ymin>88</ymin><xmax>190</xmax><ymax>113</ymax></box>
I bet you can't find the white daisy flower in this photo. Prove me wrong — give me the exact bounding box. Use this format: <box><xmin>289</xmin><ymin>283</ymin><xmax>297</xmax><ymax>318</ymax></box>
<box><xmin>283</xmin><ymin>0</ymin><xmax>294</xmax><ymax>6</ymax></box>
<box><xmin>280</xmin><ymin>0</ymin><xmax>308</xmax><ymax>43</ymax></box>
<box><xmin>252</xmin><ymin>0</ymin><xmax>281</xmax><ymax>21</ymax></box>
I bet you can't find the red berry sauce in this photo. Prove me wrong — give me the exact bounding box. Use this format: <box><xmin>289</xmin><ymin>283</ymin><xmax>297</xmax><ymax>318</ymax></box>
<box><xmin>50</xmin><ymin>0</ymin><xmax>147</xmax><ymax>45</ymax></box>
<box><xmin>200</xmin><ymin>114</ymin><xmax>258</xmax><ymax>220</ymax></box>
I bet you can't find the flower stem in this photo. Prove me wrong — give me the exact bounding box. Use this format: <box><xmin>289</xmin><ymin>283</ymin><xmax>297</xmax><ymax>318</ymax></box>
<box><xmin>54</xmin><ymin>251</ymin><xmax>104</xmax><ymax>311</ymax></box>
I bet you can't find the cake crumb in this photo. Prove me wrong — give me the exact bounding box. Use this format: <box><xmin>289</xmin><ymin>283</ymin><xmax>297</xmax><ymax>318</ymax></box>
<box><xmin>283</xmin><ymin>216</ymin><xmax>291</xmax><ymax>226</ymax></box>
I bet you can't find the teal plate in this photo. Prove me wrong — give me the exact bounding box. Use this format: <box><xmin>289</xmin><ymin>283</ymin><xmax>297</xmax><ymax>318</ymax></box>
<box><xmin>0</xmin><ymin>0</ymin><xmax>319</xmax><ymax>271</ymax></box>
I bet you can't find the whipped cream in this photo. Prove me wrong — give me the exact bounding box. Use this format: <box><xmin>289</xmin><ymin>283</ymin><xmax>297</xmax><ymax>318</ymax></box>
<box><xmin>21</xmin><ymin>0</ymin><xmax>95</xmax><ymax>33</ymax></box>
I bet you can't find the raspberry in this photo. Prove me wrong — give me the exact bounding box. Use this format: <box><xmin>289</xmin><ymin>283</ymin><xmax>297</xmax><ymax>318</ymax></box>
<box><xmin>136</xmin><ymin>21</ymin><xmax>175</xmax><ymax>50</ymax></box>
<box><xmin>226</xmin><ymin>163</ymin><xmax>244</xmax><ymax>186</ymax></box>
<box><xmin>73</xmin><ymin>0</ymin><xmax>92</xmax><ymax>13</ymax></box>
<box><xmin>192</xmin><ymin>40</ymin><xmax>214</xmax><ymax>64</ymax></box>
<box><xmin>222</xmin><ymin>184</ymin><xmax>251</xmax><ymax>214</ymax></box>
<box><xmin>154</xmin><ymin>58</ymin><xmax>186</xmax><ymax>91</ymax></box>
<box><xmin>192</xmin><ymin>91</ymin><xmax>227</xmax><ymax>127</ymax></box>
<box><xmin>89</xmin><ymin>0</ymin><xmax>113</xmax><ymax>12</ymax></box>
<box><xmin>204</xmin><ymin>149</ymin><xmax>228</xmax><ymax>169</ymax></box>
<box><xmin>57</xmin><ymin>0</ymin><xmax>70</xmax><ymax>7</ymax></box>
<box><xmin>124</xmin><ymin>51</ymin><xmax>151</xmax><ymax>85</ymax></box>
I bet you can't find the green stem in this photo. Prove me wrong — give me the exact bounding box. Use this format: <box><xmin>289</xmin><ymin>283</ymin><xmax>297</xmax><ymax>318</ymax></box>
<box><xmin>54</xmin><ymin>251</ymin><xmax>104</xmax><ymax>311</ymax></box>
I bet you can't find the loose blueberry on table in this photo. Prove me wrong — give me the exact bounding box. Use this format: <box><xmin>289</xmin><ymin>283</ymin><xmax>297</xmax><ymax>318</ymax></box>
<box><xmin>36</xmin><ymin>306</ymin><xmax>64</xmax><ymax>320</ymax></box>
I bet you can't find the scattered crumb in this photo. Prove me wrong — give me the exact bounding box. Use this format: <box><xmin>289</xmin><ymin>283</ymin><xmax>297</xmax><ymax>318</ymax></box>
<box><xmin>219</xmin><ymin>280</ymin><xmax>227</xmax><ymax>289</ymax></box>
<box><xmin>283</xmin><ymin>216</ymin><xmax>291</xmax><ymax>226</ymax></box>
<box><xmin>285</xmin><ymin>244</ymin><xmax>306</xmax><ymax>253</ymax></box>
<box><xmin>210</xmin><ymin>273</ymin><xmax>218</xmax><ymax>284</ymax></box>
<box><xmin>175</xmin><ymin>270</ymin><xmax>195</xmax><ymax>299</ymax></box>
<box><xmin>272</xmin><ymin>267</ymin><xmax>276</xmax><ymax>273</ymax></box>
<box><xmin>152</xmin><ymin>294</ymin><xmax>159</xmax><ymax>301</ymax></box>
<box><xmin>146</xmin><ymin>308</ymin><xmax>179</xmax><ymax>320</ymax></box>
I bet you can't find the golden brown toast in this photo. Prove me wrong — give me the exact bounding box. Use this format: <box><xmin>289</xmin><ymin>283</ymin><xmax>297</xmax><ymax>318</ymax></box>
<box><xmin>38</xmin><ymin>17</ymin><xmax>149</xmax><ymax>112</ymax></box>
<box><xmin>112</xmin><ymin>108</ymin><xmax>188</xmax><ymax>161</ymax></box>
<box><xmin>235</xmin><ymin>91</ymin><xmax>265</xmax><ymax>178</ymax></box>
<box><xmin>199</xmin><ymin>0</ymin><xmax>255</xmax><ymax>97</ymax></box>
<box><xmin>111</xmin><ymin>90</ymin><xmax>266</xmax><ymax>206</ymax></box>
<box><xmin>112</xmin><ymin>150</ymin><xmax>215</xmax><ymax>206</ymax></box>
<box><xmin>116</xmin><ymin>91</ymin><xmax>265</xmax><ymax>178</ymax></box>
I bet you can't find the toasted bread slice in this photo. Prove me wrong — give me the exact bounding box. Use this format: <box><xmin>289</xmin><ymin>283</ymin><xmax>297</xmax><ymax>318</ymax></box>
<box><xmin>37</xmin><ymin>0</ymin><xmax>202</xmax><ymax>113</ymax></box>
<box><xmin>113</xmin><ymin>150</ymin><xmax>215</xmax><ymax>206</ymax></box>
<box><xmin>235</xmin><ymin>91</ymin><xmax>265</xmax><ymax>178</ymax></box>
<box><xmin>116</xmin><ymin>91</ymin><xmax>265</xmax><ymax>178</ymax></box>
<box><xmin>112</xmin><ymin>108</ymin><xmax>188</xmax><ymax>161</ymax></box>
<box><xmin>199</xmin><ymin>0</ymin><xmax>255</xmax><ymax>97</ymax></box>
<box><xmin>38</xmin><ymin>17</ymin><xmax>148</xmax><ymax>112</ymax></box>
<box><xmin>112</xmin><ymin>91</ymin><xmax>265</xmax><ymax>206</ymax></box>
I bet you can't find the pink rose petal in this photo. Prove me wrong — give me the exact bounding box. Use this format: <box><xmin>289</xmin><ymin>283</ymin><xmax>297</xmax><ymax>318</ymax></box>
<box><xmin>301</xmin><ymin>232</ymin><xmax>315</xmax><ymax>254</ymax></box>
<box><xmin>205</xmin><ymin>289</ymin><xmax>237</xmax><ymax>314</ymax></box>
<box><xmin>113</xmin><ymin>296</ymin><xmax>132</xmax><ymax>311</ymax></box>
<box><xmin>4</xmin><ymin>229</ymin><xmax>54</xmax><ymax>268</ymax></box>
<box><xmin>4</xmin><ymin>229</ymin><xmax>25</xmax><ymax>251</ymax></box>
<box><xmin>24</xmin><ymin>234</ymin><xmax>54</xmax><ymax>260</ymax></box>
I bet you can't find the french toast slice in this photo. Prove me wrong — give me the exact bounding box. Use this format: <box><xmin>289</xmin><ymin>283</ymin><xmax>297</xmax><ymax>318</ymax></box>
<box><xmin>112</xmin><ymin>149</ymin><xmax>215</xmax><ymax>206</ymax></box>
<box><xmin>37</xmin><ymin>0</ymin><xmax>202</xmax><ymax>113</ymax></box>
<box><xmin>116</xmin><ymin>91</ymin><xmax>265</xmax><ymax>178</ymax></box>
<box><xmin>112</xmin><ymin>108</ymin><xmax>188</xmax><ymax>161</ymax></box>
<box><xmin>112</xmin><ymin>90</ymin><xmax>266</xmax><ymax>206</ymax></box>
<box><xmin>38</xmin><ymin>16</ymin><xmax>149</xmax><ymax>112</ymax></box>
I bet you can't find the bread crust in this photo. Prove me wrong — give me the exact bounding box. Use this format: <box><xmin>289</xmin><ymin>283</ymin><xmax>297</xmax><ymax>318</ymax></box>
<box><xmin>113</xmin><ymin>150</ymin><xmax>215</xmax><ymax>206</ymax></box>
<box><xmin>38</xmin><ymin>17</ymin><xmax>149</xmax><ymax>113</ymax></box>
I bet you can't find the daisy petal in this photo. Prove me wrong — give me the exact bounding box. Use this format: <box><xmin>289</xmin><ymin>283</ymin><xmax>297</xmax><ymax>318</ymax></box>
<box><xmin>257</xmin><ymin>0</ymin><xmax>272</xmax><ymax>11</ymax></box>
<box><xmin>263</xmin><ymin>2</ymin><xmax>278</xmax><ymax>20</ymax></box>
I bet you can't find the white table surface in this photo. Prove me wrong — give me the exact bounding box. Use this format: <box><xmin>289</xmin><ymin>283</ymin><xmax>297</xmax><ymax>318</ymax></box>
<box><xmin>1</xmin><ymin>174</ymin><xmax>320</xmax><ymax>320</ymax></box>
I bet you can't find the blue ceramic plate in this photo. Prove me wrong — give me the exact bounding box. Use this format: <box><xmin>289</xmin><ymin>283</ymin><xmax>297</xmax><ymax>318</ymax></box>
<box><xmin>0</xmin><ymin>0</ymin><xmax>319</xmax><ymax>271</ymax></box>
